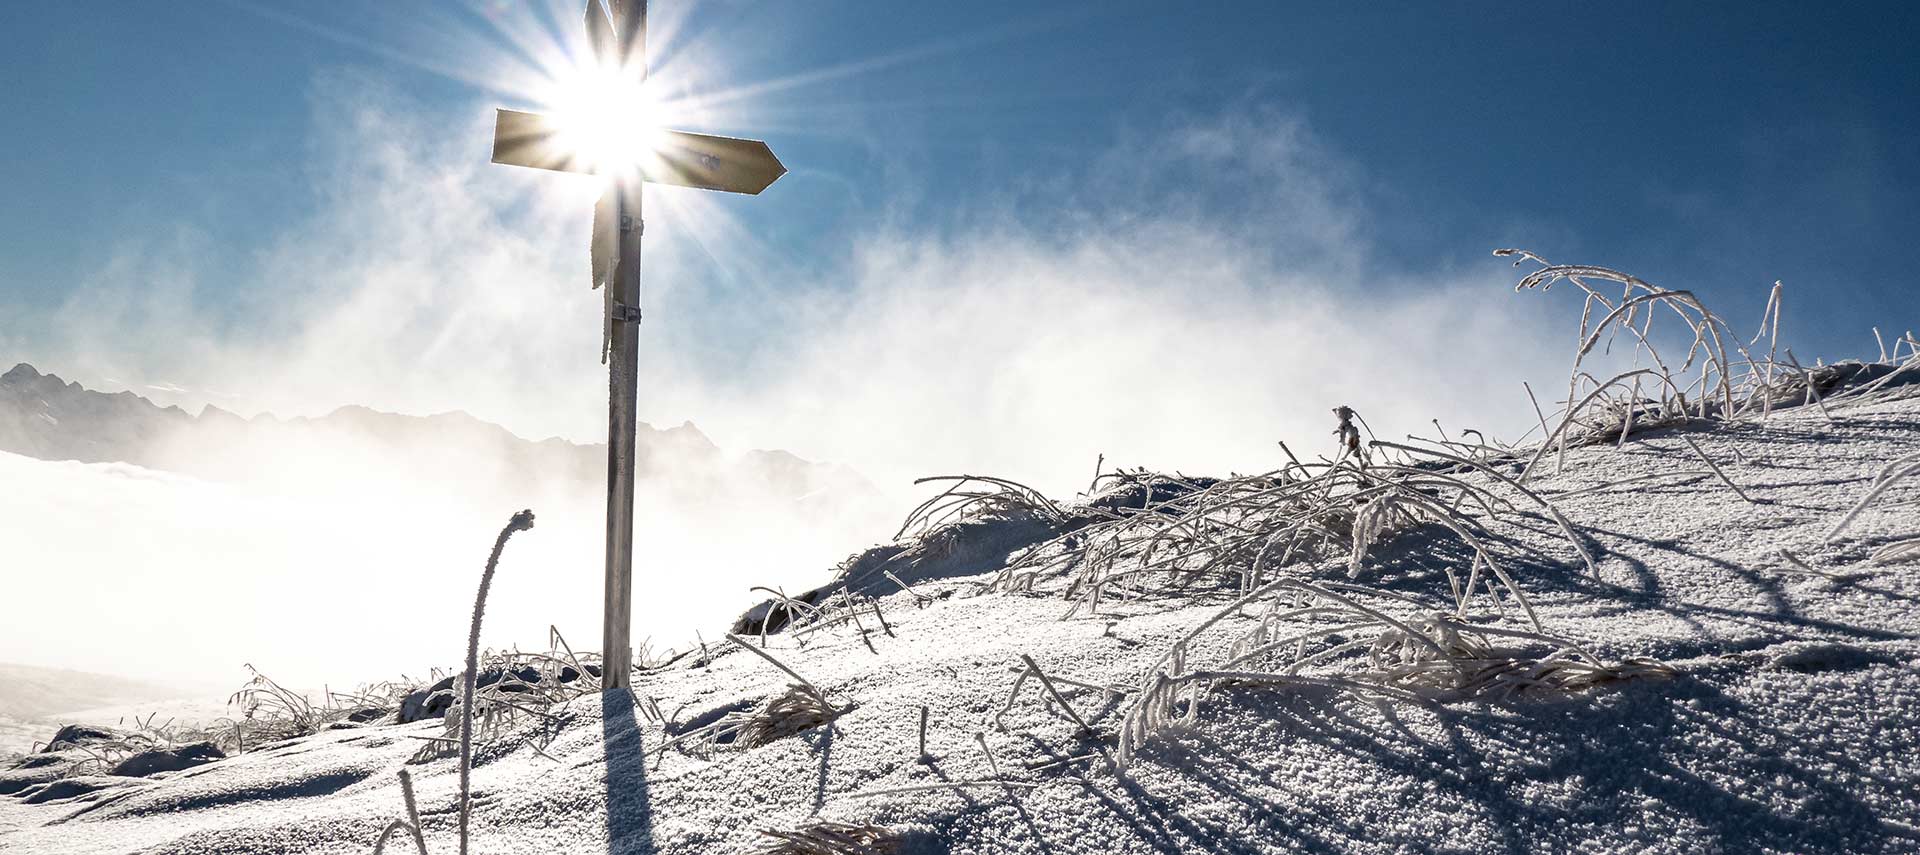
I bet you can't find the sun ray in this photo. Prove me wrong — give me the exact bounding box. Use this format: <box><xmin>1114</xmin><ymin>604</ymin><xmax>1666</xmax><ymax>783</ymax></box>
<box><xmin>667</xmin><ymin>8</ymin><xmax>1081</xmax><ymax>116</ymax></box>
<box><xmin>225</xmin><ymin>0</ymin><xmax>1102</xmax><ymax>274</ymax></box>
<box><xmin>213</xmin><ymin>0</ymin><xmax>513</xmax><ymax>95</ymax></box>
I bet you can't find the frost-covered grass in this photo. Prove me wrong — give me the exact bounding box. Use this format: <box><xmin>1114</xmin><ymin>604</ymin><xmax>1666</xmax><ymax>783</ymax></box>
<box><xmin>653</xmin><ymin>636</ymin><xmax>850</xmax><ymax>758</ymax></box>
<box><xmin>1828</xmin><ymin>452</ymin><xmax>1920</xmax><ymax>562</ymax></box>
<box><xmin>6</xmin><ymin>254</ymin><xmax>1920</xmax><ymax>854</ymax></box>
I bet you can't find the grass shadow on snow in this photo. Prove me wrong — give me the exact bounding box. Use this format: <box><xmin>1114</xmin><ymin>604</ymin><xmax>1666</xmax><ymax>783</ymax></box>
<box><xmin>1106</xmin><ymin>677</ymin><xmax>1918</xmax><ymax>855</ymax></box>
<box><xmin>1356</xmin><ymin>519</ymin><xmax>1600</xmax><ymax>604</ymax></box>
<box><xmin>1575</xmin><ymin>521</ymin><xmax>1920</xmax><ymax>659</ymax></box>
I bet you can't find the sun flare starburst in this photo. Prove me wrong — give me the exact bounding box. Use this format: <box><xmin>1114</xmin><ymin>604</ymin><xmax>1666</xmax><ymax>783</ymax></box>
<box><xmin>540</xmin><ymin>63</ymin><xmax>670</xmax><ymax>177</ymax></box>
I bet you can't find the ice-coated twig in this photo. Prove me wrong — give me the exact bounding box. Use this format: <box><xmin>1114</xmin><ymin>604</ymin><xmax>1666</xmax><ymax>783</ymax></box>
<box><xmin>1774</xmin><ymin>550</ymin><xmax>1852</xmax><ymax>580</ymax></box>
<box><xmin>1520</xmin><ymin>369</ymin><xmax>1660</xmax><ymax>481</ymax></box>
<box><xmin>973</xmin><ymin>731</ymin><xmax>1002</xmax><ymax>779</ymax></box>
<box><xmin>1871</xmin><ymin>537</ymin><xmax>1920</xmax><ymax>565</ymax></box>
<box><xmin>897</xmin><ymin>474</ymin><xmax>1066</xmax><ymax>540</ymax></box>
<box><xmin>883</xmin><ymin>570</ymin><xmax>933</xmax><ymax>608</ymax></box>
<box><xmin>1827</xmin><ymin>351</ymin><xmax>1920</xmax><ymax>409</ymax></box>
<box><xmin>724</xmin><ymin>634</ymin><xmax>829</xmax><ymax>707</ymax></box>
<box><xmin>370</xmin><ymin>769</ymin><xmax>429</xmax><ymax>855</ymax></box>
<box><xmin>839</xmin><ymin>590</ymin><xmax>878</xmax><ymax>654</ymax></box>
<box><xmin>1826</xmin><ymin>453</ymin><xmax>1920</xmax><ymax>542</ymax></box>
<box><xmin>848</xmin><ymin>779</ymin><xmax>1040</xmax><ymax>799</ymax></box>
<box><xmin>1780</xmin><ymin>350</ymin><xmax>1836</xmax><ymax>423</ymax></box>
<box><xmin>1679</xmin><ymin>435</ymin><xmax>1757</xmax><ymax>504</ymax></box>
<box><xmin>916</xmin><ymin>705</ymin><xmax>931</xmax><ymax>763</ymax></box>
<box><xmin>991</xmin><ymin>664</ymin><xmax>1033</xmax><ymax>732</ymax></box>
<box><xmin>1018</xmin><ymin>654</ymin><xmax>1097</xmax><ymax>737</ymax></box>
<box><xmin>1024</xmin><ymin>753</ymin><xmax>1102</xmax><ymax>773</ymax></box>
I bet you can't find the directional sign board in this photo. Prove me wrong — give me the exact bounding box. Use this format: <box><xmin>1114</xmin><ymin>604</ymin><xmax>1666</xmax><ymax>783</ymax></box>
<box><xmin>492</xmin><ymin>108</ymin><xmax>787</xmax><ymax>195</ymax></box>
<box><xmin>495</xmin><ymin>0</ymin><xmax>788</xmax><ymax>691</ymax></box>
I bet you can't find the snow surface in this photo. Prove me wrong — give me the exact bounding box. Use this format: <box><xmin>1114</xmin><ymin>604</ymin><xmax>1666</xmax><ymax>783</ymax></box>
<box><xmin>4</xmin><ymin>394</ymin><xmax>1919</xmax><ymax>854</ymax></box>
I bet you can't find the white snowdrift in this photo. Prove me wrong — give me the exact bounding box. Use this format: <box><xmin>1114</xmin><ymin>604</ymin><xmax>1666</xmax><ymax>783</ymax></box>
<box><xmin>5</xmin><ymin>388</ymin><xmax>1919</xmax><ymax>854</ymax></box>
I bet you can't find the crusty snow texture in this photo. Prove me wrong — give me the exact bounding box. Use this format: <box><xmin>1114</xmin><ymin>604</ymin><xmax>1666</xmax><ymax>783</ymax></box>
<box><xmin>4</xmin><ymin>397</ymin><xmax>1920</xmax><ymax>855</ymax></box>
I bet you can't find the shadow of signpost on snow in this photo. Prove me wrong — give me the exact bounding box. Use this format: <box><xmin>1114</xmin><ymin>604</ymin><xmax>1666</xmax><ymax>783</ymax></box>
<box><xmin>601</xmin><ymin>688</ymin><xmax>655</xmax><ymax>854</ymax></box>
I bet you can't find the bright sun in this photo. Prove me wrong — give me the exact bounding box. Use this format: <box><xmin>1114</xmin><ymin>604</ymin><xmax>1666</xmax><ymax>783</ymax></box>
<box><xmin>543</xmin><ymin>62</ymin><xmax>669</xmax><ymax>176</ymax></box>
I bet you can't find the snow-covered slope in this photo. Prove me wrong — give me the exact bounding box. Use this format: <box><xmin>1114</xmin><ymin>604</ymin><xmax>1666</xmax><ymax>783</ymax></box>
<box><xmin>4</xmin><ymin>389</ymin><xmax>1919</xmax><ymax>854</ymax></box>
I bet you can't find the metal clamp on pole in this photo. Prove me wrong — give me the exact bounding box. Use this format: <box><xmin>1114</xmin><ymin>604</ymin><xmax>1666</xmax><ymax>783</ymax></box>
<box><xmin>611</xmin><ymin>302</ymin><xmax>644</xmax><ymax>324</ymax></box>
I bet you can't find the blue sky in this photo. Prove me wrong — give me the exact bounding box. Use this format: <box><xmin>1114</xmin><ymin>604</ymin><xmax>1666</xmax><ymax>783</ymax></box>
<box><xmin>3</xmin><ymin>1</ymin><xmax>1919</xmax><ymax>685</ymax></box>
<box><xmin>1</xmin><ymin>1</ymin><xmax>1917</xmax><ymax>480</ymax></box>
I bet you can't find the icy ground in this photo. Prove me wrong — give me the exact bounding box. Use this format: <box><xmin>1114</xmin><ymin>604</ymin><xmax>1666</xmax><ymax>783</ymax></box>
<box><xmin>4</xmin><ymin>395</ymin><xmax>1919</xmax><ymax>854</ymax></box>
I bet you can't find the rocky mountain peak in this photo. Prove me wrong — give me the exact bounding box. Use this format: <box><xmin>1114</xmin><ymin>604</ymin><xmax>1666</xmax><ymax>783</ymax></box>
<box><xmin>2</xmin><ymin>363</ymin><xmax>42</xmax><ymax>384</ymax></box>
<box><xmin>0</xmin><ymin>363</ymin><xmax>875</xmax><ymax>510</ymax></box>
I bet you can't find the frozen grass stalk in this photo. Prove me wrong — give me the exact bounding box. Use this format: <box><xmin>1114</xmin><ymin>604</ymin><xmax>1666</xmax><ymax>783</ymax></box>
<box><xmin>1680</xmin><ymin>435</ymin><xmax>1758</xmax><ymax>504</ymax></box>
<box><xmin>371</xmin><ymin>769</ymin><xmax>428</xmax><ymax>855</ymax></box>
<box><xmin>1826</xmin><ymin>453</ymin><xmax>1920</xmax><ymax>542</ymax></box>
<box><xmin>916</xmin><ymin>705</ymin><xmax>931</xmax><ymax>763</ymax></box>
<box><xmin>1017</xmin><ymin>654</ymin><xmax>1096</xmax><ymax>737</ymax></box>
<box><xmin>458</xmin><ymin>509</ymin><xmax>535</xmax><ymax>855</ymax></box>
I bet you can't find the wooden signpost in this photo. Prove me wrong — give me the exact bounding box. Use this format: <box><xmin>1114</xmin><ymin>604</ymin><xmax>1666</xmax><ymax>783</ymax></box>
<box><xmin>490</xmin><ymin>0</ymin><xmax>786</xmax><ymax>690</ymax></box>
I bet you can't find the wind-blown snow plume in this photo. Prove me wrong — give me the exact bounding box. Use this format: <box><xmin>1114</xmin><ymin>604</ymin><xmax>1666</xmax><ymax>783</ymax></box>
<box><xmin>5</xmin><ymin>81</ymin><xmax>1578</xmax><ymax>690</ymax></box>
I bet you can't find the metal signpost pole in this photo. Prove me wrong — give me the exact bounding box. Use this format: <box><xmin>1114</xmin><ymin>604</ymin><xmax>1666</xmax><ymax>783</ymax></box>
<box><xmin>490</xmin><ymin>0</ymin><xmax>784</xmax><ymax>693</ymax></box>
<box><xmin>600</xmin><ymin>0</ymin><xmax>646</xmax><ymax>692</ymax></box>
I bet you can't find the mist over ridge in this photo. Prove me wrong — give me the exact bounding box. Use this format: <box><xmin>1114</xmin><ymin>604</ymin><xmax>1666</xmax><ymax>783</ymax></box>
<box><xmin>0</xmin><ymin>361</ymin><xmax>892</xmax><ymax>689</ymax></box>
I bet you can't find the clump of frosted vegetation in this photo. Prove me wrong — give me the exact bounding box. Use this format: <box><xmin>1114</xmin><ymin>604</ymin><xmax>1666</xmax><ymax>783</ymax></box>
<box><xmin>926</xmin><ymin>250</ymin><xmax>1917</xmax><ymax>768</ymax></box>
<box><xmin>1493</xmin><ymin>249</ymin><xmax>1920</xmax><ymax>470</ymax></box>
<box><xmin>102</xmin><ymin>247</ymin><xmax>1909</xmax><ymax>851</ymax></box>
<box><xmin>1116</xmin><ymin>581</ymin><xmax>1675</xmax><ymax>766</ymax></box>
<box><xmin>651</xmin><ymin>635</ymin><xmax>851</xmax><ymax>758</ymax></box>
<box><xmin>964</xmin><ymin>438</ymin><xmax>1670</xmax><ymax>769</ymax></box>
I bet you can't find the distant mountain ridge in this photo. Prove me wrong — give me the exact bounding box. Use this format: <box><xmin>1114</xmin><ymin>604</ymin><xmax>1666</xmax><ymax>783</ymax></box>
<box><xmin>0</xmin><ymin>662</ymin><xmax>185</xmax><ymax>723</ymax></box>
<box><xmin>0</xmin><ymin>362</ymin><xmax>875</xmax><ymax>506</ymax></box>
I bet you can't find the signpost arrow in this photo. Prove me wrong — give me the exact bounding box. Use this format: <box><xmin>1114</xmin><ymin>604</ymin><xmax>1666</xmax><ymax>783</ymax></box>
<box><xmin>491</xmin><ymin>0</ymin><xmax>785</xmax><ymax>691</ymax></box>
<box><xmin>493</xmin><ymin>108</ymin><xmax>787</xmax><ymax>195</ymax></box>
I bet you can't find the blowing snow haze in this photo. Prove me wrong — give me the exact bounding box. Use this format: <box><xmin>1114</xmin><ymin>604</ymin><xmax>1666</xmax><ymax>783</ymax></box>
<box><xmin>0</xmin><ymin>361</ymin><xmax>889</xmax><ymax>688</ymax></box>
